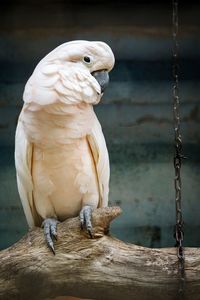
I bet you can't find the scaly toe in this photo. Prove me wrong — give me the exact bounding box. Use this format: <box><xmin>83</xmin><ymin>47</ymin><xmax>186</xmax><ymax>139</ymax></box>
<box><xmin>79</xmin><ymin>206</ymin><xmax>93</xmax><ymax>238</ymax></box>
<box><xmin>42</xmin><ymin>218</ymin><xmax>59</xmax><ymax>254</ymax></box>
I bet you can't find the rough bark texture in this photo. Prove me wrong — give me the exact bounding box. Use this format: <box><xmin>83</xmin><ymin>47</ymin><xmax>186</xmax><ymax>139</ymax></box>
<box><xmin>0</xmin><ymin>207</ymin><xmax>199</xmax><ymax>300</ymax></box>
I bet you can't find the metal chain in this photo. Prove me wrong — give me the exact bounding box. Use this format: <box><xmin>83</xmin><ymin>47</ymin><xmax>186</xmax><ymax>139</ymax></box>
<box><xmin>172</xmin><ymin>0</ymin><xmax>185</xmax><ymax>297</ymax></box>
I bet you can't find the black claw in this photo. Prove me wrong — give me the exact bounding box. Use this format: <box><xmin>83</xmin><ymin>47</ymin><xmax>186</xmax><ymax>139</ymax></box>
<box><xmin>42</xmin><ymin>218</ymin><xmax>59</xmax><ymax>254</ymax></box>
<box><xmin>79</xmin><ymin>205</ymin><xmax>93</xmax><ymax>238</ymax></box>
<box><xmin>88</xmin><ymin>228</ymin><xmax>93</xmax><ymax>239</ymax></box>
<box><xmin>48</xmin><ymin>241</ymin><xmax>55</xmax><ymax>255</ymax></box>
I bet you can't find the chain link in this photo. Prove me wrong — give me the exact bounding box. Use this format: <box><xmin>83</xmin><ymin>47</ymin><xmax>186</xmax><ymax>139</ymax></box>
<box><xmin>172</xmin><ymin>0</ymin><xmax>185</xmax><ymax>297</ymax></box>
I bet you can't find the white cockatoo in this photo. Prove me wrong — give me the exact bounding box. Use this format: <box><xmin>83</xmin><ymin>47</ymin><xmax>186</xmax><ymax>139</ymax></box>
<box><xmin>15</xmin><ymin>40</ymin><xmax>115</xmax><ymax>253</ymax></box>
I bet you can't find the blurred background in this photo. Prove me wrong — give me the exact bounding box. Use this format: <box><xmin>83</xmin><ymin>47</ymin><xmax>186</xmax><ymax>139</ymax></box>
<box><xmin>0</xmin><ymin>0</ymin><xmax>200</xmax><ymax>250</ymax></box>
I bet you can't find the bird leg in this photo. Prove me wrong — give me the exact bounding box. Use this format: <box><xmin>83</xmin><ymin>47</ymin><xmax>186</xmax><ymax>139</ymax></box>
<box><xmin>79</xmin><ymin>205</ymin><xmax>93</xmax><ymax>238</ymax></box>
<box><xmin>42</xmin><ymin>218</ymin><xmax>60</xmax><ymax>254</ymax></box>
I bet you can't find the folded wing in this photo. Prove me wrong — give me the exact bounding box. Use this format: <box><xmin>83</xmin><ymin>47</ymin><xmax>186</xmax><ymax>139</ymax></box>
<box><xmin>87</xmin><ymin>115</ymin><xmax>110</xmax><ymax>208</ymax></box>
<box><xmin>15</xmin><ymin>119</ymin><xmax>41</xmax><ymax>227</ymax></box>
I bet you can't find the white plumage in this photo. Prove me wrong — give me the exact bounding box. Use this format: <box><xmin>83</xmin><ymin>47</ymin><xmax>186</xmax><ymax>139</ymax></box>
<box><xmin>15</xmin><ymin>40</ymin><xmax>115</xmax><ymax>228</ymax></box>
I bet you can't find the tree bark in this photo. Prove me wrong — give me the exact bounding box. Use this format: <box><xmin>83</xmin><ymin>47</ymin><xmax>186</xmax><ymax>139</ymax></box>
<box><xmin>0</xmin><ymin>206</ymin><xmax>199</xmax><ymax>300</ymax></box>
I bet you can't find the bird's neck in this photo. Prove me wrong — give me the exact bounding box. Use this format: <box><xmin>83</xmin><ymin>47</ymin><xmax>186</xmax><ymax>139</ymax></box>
<box><xmin>20</xmin><ymin>102</ymin><xmax>96</xmax><ymax>148</ymax></box>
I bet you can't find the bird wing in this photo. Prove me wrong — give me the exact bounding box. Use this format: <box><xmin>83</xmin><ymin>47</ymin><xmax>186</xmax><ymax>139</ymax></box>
<box><xmin>87</xmin><ymin>115</ymin><xmax>110</xmax><ymax>207</ymax></box>
<box><xmin>15</xmin><ymin>118</ymin><xmax>41</xmax><ymax>227</ymax></box>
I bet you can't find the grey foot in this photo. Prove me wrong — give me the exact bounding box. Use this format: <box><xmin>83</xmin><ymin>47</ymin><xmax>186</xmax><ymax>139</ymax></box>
<box><xmin>80</xmin><ymin>205</ymin><xmax>93</xmax><ymax>238</ymax></box>
<box><xmin>42</xmin><ymin>218</ymin><xmax>59</xmax><ymax>254</ymax></box>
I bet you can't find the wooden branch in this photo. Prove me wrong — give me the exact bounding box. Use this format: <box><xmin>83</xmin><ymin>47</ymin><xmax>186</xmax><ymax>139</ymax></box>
<box><xmin>0</xmin><ymin>207</ymin><xmax>199</xmax><ymax>300</ymax></box>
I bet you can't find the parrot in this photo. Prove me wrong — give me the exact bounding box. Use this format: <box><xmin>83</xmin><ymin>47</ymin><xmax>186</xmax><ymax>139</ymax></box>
<box><xmin>15</xmin><ymin>40</ymin><xmax>115</xmax><ymax>253</ymax></box>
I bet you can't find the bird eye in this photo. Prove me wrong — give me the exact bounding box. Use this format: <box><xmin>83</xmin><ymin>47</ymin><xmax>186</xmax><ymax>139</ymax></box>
<box><xmin>83</xmin><ymin>56</ymin><xmax>91</xmax><ymax>64</ymax></box>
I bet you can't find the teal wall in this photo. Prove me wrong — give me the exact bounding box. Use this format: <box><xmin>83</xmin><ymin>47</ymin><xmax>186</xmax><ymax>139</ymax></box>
<box><xmin>0</xmin><ymin>1</ymin><xmax>200</xmax><ymax>249</ymax></box>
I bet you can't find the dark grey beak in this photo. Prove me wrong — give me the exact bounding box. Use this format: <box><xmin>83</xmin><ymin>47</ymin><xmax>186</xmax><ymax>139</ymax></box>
<box><xmin>92</xmin><ymin>70</ymin><xmax>109</xmax><ymax>93</ymax></box>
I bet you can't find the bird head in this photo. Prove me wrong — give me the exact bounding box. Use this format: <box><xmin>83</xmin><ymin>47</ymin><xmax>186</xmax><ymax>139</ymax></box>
<box><xmin>49</xmin><ymin>40</ymin><xmax>114</xmax><ymax>93</ymax></box>
<box><xmin>23</xmin><ymin>41</ymin><xmax>115</xmax><ymax>106</ymax></box>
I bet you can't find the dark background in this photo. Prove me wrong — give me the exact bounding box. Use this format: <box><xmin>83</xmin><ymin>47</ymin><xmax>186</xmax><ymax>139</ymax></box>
<box><xmin>0</xmin><ymin>0</ymin><xmax>200</xmax><ymax>249</ymax></box>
